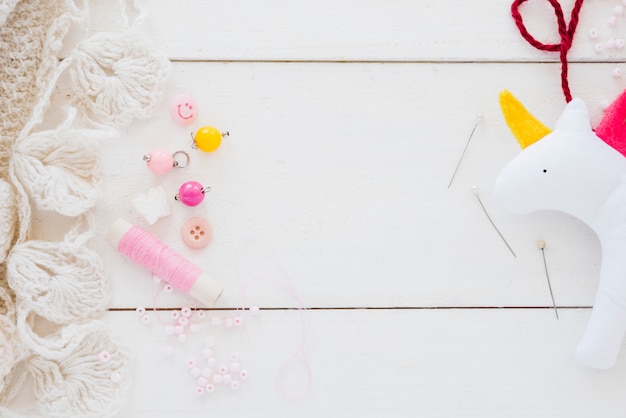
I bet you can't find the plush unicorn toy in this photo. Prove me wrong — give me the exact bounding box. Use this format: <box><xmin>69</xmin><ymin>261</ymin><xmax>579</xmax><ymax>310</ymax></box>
<box><xmin>496</xmin><ymin>90</ymin><xmax>626</xmax><ymax>369</ymax></box>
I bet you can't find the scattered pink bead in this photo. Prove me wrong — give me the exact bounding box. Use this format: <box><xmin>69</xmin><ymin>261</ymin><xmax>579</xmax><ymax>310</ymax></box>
<box><xmin>607</xmin><ymin>38</ymin><xmax>616</xmax><ymax>49</ymax></box>
<box><xmin>205</xmin><ymin>384</ymin><xmax>216</xmax><ymax>393</ymax></box>
<box><xmin>609</xmin><ymin>16</ymin><xmax>618</xmax><ymax>27</ymax></box>
<box><xmin>190</xmin><ymin>367</ymin><xmax>201</xmax><ymax>377</ymax></box>
<box><xmin>190</xmin><ymin>324</ymin><xmax>201</xmax><ymax>333</ymax></box>
<box><xmin>249</xmin><ymin>306</ymin><xmax>260</xmax><ymax>316</ymax></box>
<box><xmin>617</xmin><ymin>38</ymin><xmax>625</xmax><ymax>49</ymax></box>
<box><xmin>171</xmin><ymin>310</ymin><xmax>181</xmax><ymax>320</ymax></box>
<box><xmin>197</xmin><ymin>377</ymin><xmax>209</xmax><ymax>387</ymax></box>
<box><xmin>230</xmin><ymin>362</ymin><xmax>241</xmax><ymax>373</ymax></box>
<box><xmin>615</xmin><ymin>5</ymin><xmax>624</xmax><ymax>16</ymax></box>
<box><xmin>110</xmin><ymin>372</ymin><xmax>122</xmax><ymax>383</ymax></box>
<box><xmin>240</xmin><ymin>370</ymin><xmax>248</xmax><ymax>380</ymax></box>
<box><xmin>595</xmin><ymin>43</ymin><xmax>604</xmax><ymax>53</ymax></box>
<box><xmin>98</xmin><ymin>351</ymin><xmax>111</xmax><ymax>363</ymax></box>
<box><xmin>164</xmin><ymin>326</ymin><xmax>175</xmax><ymax>335</ymax></box>
<box><xmin>181</xmin><ymin>307</ymin><xmax>192</xmax><ymax>317</ymax></box>
<box><xmin>136</xmin><ymin>307</ymin><xmax>146</xmax><ymax>316</ymax></box>
<box><xmin>233</xmin><ymin>316</ymin><xmax>243</xmax><ymax>326</ymax></box>
<box><xmin>219</xmin><ymin>365</ymin><xmax>229</xmax><ymax>374</ymax></box>
<box><xmin>201</xmin><ymin>367</ymin><xmax>212</xmax><ymax>378</ymax></box>
<box><xmin>202</xmin><ymin>348</ymin><xmax>213</xmax><ymax>358</ymax></box>
<box><xmin>613</xmin><ymin>68</ymin><xmax>623</xmax><ymax>78</ymax></box>
<box><xmin>174</xmin><ymin>325</ymin><xmax>185</xmax><ymax>335</ymax></box>
<box><xmin>164</xmin><ymin>284</ymin><xmax>174</xmax><ymax>293</ymax></box>
<box><xmin>207</xmin><ymin>357</ymin><xmax>216</xmax><ymax>367</ymax></box>
<box><xmin>141</xmin><ymin>315</ymin><xmax>151</xmax><ymax>325</ymax></box>
<box><xmin>231</xmin><ymin>353</ymin><xmax>239</xmax><ymax>362</ymax></box>
<box><xmin>196</xmin><ymin>310</ymin><xmax>206</xmax><ymax>319</ymax></box>
<box><xmin>231</xmin><ymin>381</ymin><xmax>240</xmax><ymax>391</ymax></box>
<box><xmin>588</xmin><ymin>28</ymin><xmax>598</xmax><ymax>39</ymax></box>
<box><xmin>222</xmin><ymin>374</ymin><xmax>232</xmax><ymax>385</ymax></box>
<box><xmin>213</xmin><ymin>374</ymin><xmax>223</xmax><ymax>384</ymax></box>
<box><xmin>187</xmin><ymin>358</ymin><xmax>197</xmax><ymax>369</ymax></box>
<box><xmin>178</xmin><ymin>317</ymin><xmax>189</xmax><ymax>327</ymax></box>
<box><xmin>195</xmin><ymin>386</ymin><xmax>205</xmax><ymax>396</ymax></box>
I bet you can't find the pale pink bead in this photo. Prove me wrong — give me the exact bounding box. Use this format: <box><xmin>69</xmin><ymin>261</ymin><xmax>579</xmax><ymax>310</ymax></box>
<box><xmin>145</xmin><ymin>149</ymin><xmax>174</xmax><ymax>174</ymax></box>
<box><xmin>197</xmin><ymin>377</ymin><xmax>209</xmax><ymax>387</ymax></box>
<box><xmin>207</xmin><ymin>357</ymin><xmax>217</xmax><ymax>367</ymax></box>
<box><xmin>222</xmin><ymin>374</ymin><xmax>232</xmax><ymax>385</ymax></box>
<box><xmin>233</xmin><ymin>316</ymin><xmax>243</xmax><ymax>326</ymax></box>
<box><xmin>187</xmin><ymin>358</ymin><xmax>197</xmax><ymax>369</ymax></box>
<box><xmin>249</xmin><ymin>306</ymin><xmax>260</xmax><ymax>316</ymax></box>
<box><xmin>615</xmin><ymin>5</ymin><xmax>624</xmax><ymax>16</ymax></box>
<box><xmin>171</xmin><ymin>310</ymin><xmax>181</xmax><ymax>320</ymax></box>
<box><xmin>239</xmin><ymin>370</ymin><xmax>248</xmax><ymax>380</ymax></box>
<box><xmin>141</xmin><ymin>315</ymin><xmax>151</xmax><ymax>325</ymax></box>
<box><xmin>181</xmin><ymin>307</ymin><xmax>192</xmax><ymax>317</ymax></box>
<box><xmin>98</xmin><ymin>351</ymin><xmax>111</xmax><ymax>363</ymax></box>
<box><xmin>195</xmin><ymin>386</ymin><xmax>205</xmax><ymax>396</ymax></box>
<box><xmin>164</xmin><ymin>284</ymin><xmax>174</xmax><ymax>293</ymax></box>
<box><xmin>613</xmin><ymin>68</ymin><xmax>623</xmax><ymax>78</ymax></box>
<box><xmin>202</xmin><ymin>348</ymin><xmax>213</xmax><ymax>358</ymax></box>
<box><xmin>588</xmin><ymin>28</ymin><xmax>598</xmax><ymax>39</ymax></box>
<box><xmin>190</xmin><ymin>367</ymin><xmax>201</xmax><ymax>377</ymax></box>
<box><xmin>110</xmin><ymin>372</ymin><xmax>122</xmax><ymax>383</ymax></box>
<box><xmin>230</xmin><ymin>362</ymin><xmax>241</xmax><ymax>373</ymax></box>
<box><xmin>205</xmin><ymin>384</ymin><xmax>215</xmax><ymax>393</ymax></box>
<box><xmin>178</xmin><ymin>317</ymin><xmax>189</xmax><ymax>327</ymax></box>
<box><xmin>201</xmin><ymin>367</ymin><xmax>212</xmax><ymax>378</ymax></box>
<box><xmin>164</xmin><ymin>326</ymin><xmax>175</xmax><ymax>335</ymax></box>
<box><xmin>190</xmin><ymin>324</ymin><xmax>201</xmax><ymax>333</ymax></box>
<box><xmin>174</xmin><ymin>325</ymin><xmax>185</xmax><ymax>335</ymax></box>
<box><xmin>219</xmin><ymin>365</ymin><xmax>229</xmax><ymax>374</ymax></box>
<box><xmin>136</xmin><ymin>307</ymin><xmax>146</xmax><ymax>316</ymax></box>
<box><xmin>230</xmin><ymin>381</ymin><xmax>240</xmax><ymax>390</ymax></box>
<box><xmin>170</xmin><ymin>93</ymin><xmax>198</xmax><ymax>125</ymax></box>
<box><xmin>609</xmin><ymin>16</ymin><xmax>618</xmax><ymax>27</ymax></box>
<box><xmin>213</xmin><ymin>374</ymin><xmax>223</xmax><ymax>384</ymax></box>
<box><xmin>617</xmin><ymin>38</ymin><xmax>625</xmax><ymax>49</ymax></box>
<box><xmin>595</xmin><ymin>43</ymin><xmax>605</xmax><ymax>53</ymax></box>
<box><xmin>607</xmin><ymin>38</ymin><xmax>616</xmax><ymax>49</ymax></box>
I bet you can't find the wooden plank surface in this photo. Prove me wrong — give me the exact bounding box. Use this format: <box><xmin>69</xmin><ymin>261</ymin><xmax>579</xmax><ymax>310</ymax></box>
<box><xmin>9</xmin><ymin>0</ymin><xmax>626</xmax><ymax>416</ymax></box>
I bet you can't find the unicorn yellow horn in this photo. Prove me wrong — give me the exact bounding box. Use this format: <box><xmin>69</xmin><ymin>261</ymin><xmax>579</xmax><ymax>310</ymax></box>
<box><xmin>499</xmin><ymin>90</ymin><xmax>552</xmax><ymax>149</ymax></box>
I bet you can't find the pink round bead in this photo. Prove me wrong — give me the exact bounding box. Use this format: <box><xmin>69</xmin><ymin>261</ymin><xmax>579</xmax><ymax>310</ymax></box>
<box><xmin>177</xmin><ymin>181</ymin><xmax>206</xmax><ymax>206</ymax></box>
<box><xmin>170</xmin><ymin>94</ymin><xmax>198</xmax><ymax>125</ymax></box>
<box><xmin>146</xmin><ymin>149</ymin><xmax>174</xmax><ymax>174</ymax></box>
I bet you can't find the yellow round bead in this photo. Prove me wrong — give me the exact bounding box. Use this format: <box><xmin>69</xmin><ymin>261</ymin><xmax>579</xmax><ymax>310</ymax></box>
<box><xmin>194</xmin><ymin>126</ymin><xmax>222</xmax><ymax>152</ymax></box>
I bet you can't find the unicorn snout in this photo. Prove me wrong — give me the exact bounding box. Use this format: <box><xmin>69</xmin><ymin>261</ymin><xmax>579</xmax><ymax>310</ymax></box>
<box><xmin>494</xmin><ymin>174</ymin><xmax>534</xmax><ymax>215</ymax></box>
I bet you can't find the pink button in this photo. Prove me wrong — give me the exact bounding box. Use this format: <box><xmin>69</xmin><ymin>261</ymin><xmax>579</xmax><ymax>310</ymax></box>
<box><xmin>182</xmin><ymin>217</ymin><xmax>212</xmax><ymax>248</ymax></box>
<box><xmin>169</xmin><ymin>93</ymin><xmax>197</xmax><ymax>125</ymax></box>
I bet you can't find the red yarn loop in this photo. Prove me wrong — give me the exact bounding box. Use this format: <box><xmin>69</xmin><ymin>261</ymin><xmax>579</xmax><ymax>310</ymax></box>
<box><xmin>511</xmin><ymin>0</ymin><xmax>584</xmax><ymax>103</ymax></box>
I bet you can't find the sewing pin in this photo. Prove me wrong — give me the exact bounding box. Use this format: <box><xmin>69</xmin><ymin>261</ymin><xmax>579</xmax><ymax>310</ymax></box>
<box><xmin>448</xmin><ymin>115</ymin><xmax>483</xmax><ymax>188</ymax></box>
<box><xmin>472</xmin><ymin>185</ymin><xmax>516</xmax><ymax>258</ymax></box>
<box><xmin>537</xmin><ymin>240</ymin><xmax>558</xmax><ymax>319</ymax></box>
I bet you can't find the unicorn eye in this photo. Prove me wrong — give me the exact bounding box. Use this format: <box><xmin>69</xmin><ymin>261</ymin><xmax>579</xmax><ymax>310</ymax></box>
<box><xmin>542</xmin><ymin>169</ymin><xmax>547</xmax><ymax>173</ymax></box>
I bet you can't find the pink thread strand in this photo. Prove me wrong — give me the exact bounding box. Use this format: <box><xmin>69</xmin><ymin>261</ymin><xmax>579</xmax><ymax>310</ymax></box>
<box><xmin>117</xmin><ymin>225</ymin><xmax>202</xmax><ymax>293</ymax></box>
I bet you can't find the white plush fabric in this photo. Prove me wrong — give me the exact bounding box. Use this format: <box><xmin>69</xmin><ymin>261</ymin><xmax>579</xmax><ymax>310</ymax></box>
<box><xmin>496</xmin><ymin>98</ymin><xmax>626</xmax><ymax>370</ymax></box>
<box><xmin>0</xmin><ymin>0</ymin><xmax>170</xmax><ymax>416</ymax></box>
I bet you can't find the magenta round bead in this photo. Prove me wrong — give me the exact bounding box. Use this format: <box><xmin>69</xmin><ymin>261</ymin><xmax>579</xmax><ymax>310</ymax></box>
<box><xmin>146</xmin><ymin>149</ymin><xmax>174</xmax><ymax>174</ymax></box>
<box><xmin>178</xmin><ymin>181</ymin><xmax>205</xmax><ymax>206</ymax></box>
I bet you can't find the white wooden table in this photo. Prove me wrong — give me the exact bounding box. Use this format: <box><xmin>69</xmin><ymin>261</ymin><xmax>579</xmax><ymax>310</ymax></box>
<box><xmin>13</xmin><ymin>0</ymin><xmax>626</xmax><ymax>416</ymax></box>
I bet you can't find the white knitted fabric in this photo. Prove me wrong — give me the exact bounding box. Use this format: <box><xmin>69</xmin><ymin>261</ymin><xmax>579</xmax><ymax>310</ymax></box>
<box><xmin>0</xmin><ymin>0</ymin><xmax>170</xmax><ymax>416</ymax></box>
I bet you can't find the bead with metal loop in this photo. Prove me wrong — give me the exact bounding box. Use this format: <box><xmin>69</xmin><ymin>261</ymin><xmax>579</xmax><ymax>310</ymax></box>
<box><xmin>144</xmin><ymin>149</ymin><xmax>190</xmax><ymax>174</ymax></box>
<box><xmin>175</xmin><ymin>181</ymin><xmax>211</xmax><ymax>206</ymax></box>
<box><xmin>191</xmin><ymin>126</ymin><xmax>229</xmax><ymax>153</ymax></box>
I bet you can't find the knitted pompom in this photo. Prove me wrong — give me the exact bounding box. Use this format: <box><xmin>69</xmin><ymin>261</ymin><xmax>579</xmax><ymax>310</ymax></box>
<box><xmin>6</xmin><ymin>239</ymin><xmax>108</xmax><ymax>324</ymax></box>
<box><xmin>25</xmin><ymin>322</ymin><xmax>131</xmax><ymax>418</ymax></box>
<box><xmin>0</xmin><ymin>179</ymin><xmax>16</xmax><ymax>263</ymax></box>
<box><xmin>70</xmin><ymin>31</ymin><xmax>171</xmax><ymax>127</ymax></box>
<box><xmin>11</xmin><ymin>125</ymin><xmax>101</xmax><ymax>217</ymax></box>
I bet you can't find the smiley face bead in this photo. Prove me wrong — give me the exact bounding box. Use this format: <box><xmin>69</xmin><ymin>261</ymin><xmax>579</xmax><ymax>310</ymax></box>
<box><xmin>170</xmin><ymin>94</ymin><xmax>198</xmax><ymax>125</ymax></box>
<box><xmin>192</xmin><ymin>126</ymin><xmax>229</xmax><ymax>153</ymax></box>
<box><xmin>175</xmin><ymin>181</ymin><xmax>210</xmax><ymax>206</ymax></box>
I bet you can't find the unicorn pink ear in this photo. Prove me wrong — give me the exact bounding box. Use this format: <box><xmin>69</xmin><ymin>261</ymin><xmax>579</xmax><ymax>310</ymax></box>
<box><xmin>595</xmin><ymin>90</ymin><xmax>626</xmax><ymax>157</ymax></box>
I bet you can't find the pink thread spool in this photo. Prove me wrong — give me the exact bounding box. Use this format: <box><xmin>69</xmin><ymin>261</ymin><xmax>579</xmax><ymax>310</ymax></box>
<box><xmin>107</xmin><ymin>218</ymin><xmax>223</xmax><ymax>306</ymax></box>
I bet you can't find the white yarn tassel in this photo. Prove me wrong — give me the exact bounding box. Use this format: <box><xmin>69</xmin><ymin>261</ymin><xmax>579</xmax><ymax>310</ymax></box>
<box><xmin>0</xmin><ymin>179</ymin><xmax>16</xmax><ymax>263</ymax></box>
<box><xmin>11</xmin><ymin>111</ymin><xmax>104</xmax><ymax>218</ymax></box>
<box><xmin>24</xmin><ymin>322</ymin><xmax>131</xmax><ymax>418</ymax></box>
<box><xmin>70</xmin><ymin>31</ymin><xmax>171</xmax><ymax>127</ymax></box>
<box><xmin>0</xmin><ymin>288</ymin><xmax>18</xmax><ymax>396</ymax></box>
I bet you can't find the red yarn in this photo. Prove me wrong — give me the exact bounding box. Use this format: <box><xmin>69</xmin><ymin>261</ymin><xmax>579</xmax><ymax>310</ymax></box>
<box><xmin>511</xmin><ymin>0</ymin><xmax>584</xmax><ymax>103</ymax></box>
